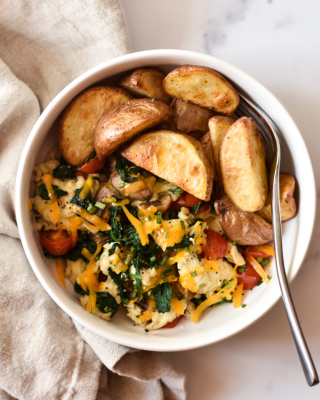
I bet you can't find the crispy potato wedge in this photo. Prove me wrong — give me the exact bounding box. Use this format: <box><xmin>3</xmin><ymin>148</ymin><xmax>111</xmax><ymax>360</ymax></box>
<box><xmin>256</xmin><ymin>173</ymin><xmax>297</xmax><ymax>222</ymax></box>
<box><xmin>119</xmin><ymin>68</ymin><xmax>171</xmax><ymax>104</ymax></box>
<box><xmin>94</xmin><ymin>99</ymin><xmax>173</xmax><ymax>159</ymax></box>
<box><xmin>121</xmin><ymin>131</ymin><xmax>214</xmax><ymax>201</ymax></box>
<box><xmin>209</xmin><ymin>115</ymin><xmax>235</xmax><ymax>189</ymax></box>
<box><xmin>215</xmin><ymin>195</ymin><xmax>273</xmax><ymax>245</ymax></box>
<box><xmin>220</xmin><ymin>117</ymin><xmax>268</xmax><ymax>212</ymax></box>
<box><xmin>199</xmin><ymin>132</ymin><xmax>213</xmax><ymax>165</ymax></box>
<box><xmin>58</xmin><ymin>86</ymin><xmax>132</xmax><ymax>166</ymax></box>
<box><xmin>163</xmin><ymin>65</ymin><xmax>239</xmax><ymax>115</ymax></box>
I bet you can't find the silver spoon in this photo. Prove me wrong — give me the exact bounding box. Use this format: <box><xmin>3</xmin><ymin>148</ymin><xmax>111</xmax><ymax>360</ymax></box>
<box><xmin>235</xmin><ymin>92</ymin><xmax>319</xmax><ymax>387</ymax></box>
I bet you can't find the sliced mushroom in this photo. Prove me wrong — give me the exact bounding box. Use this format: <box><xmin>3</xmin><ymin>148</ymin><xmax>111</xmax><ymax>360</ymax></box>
<box><xmin>172</xmin><ymin>281</ymin><xmax>195</xmax><ymax>300</ymax></box>
<box><xmin>110</xmin><ymin>171</ymin><xmax>152</xmax><ymax>200</ymax></box>
<box><xmin>89</xmin><ymin>232</ymin><xmax>110</xmax><ymax>243</ymax></box>
<box><xmin>141</xmin><ymin>194</ymin><xmax>172</xmax><ymax>214</ymax></box>
<box><xmin>93</xmin><ymin>184</ymin><xmax>115</xmax><ymax>218</ymax></box>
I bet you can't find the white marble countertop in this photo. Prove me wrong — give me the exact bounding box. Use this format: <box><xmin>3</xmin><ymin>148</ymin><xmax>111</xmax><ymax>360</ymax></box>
<box><xmin>120</xmin><ymin>0</ymin><xmax>320</xmax><ymax>398</ymax></box>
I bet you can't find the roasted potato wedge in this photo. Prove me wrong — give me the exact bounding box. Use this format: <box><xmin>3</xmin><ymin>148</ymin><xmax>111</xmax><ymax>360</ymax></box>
<box><xmin>163</xmin><ymin>65</ymin><xmax>239</xmax><ymax>115</ymax></box>
<box><xmin>94</xmin><ymin>99</ymin><xmax>173</xmax><ymax>159</ymax></box>
<box><xmin>220</xmin><ymin>117</ymin><xmax>268</xmax><ymax>212</ymax></box>
<box><xmin>256</xmin><ymin>173</ymin><xmax>297</xmax><ymax>222</ymax></box>
<box><xmin>119</xmin><ymin>68</ymin><xmax>171</xmax><ymax>104</ymax></box>
<box><xmin>199</xmin><ymin>131</ymin><xmax>213</xmax><ymax>165</ymax></box>
<box><xmin>59</xmin><ymin>86</ymin><xmax>132</xmax><ymax>166</ymax></box>
<box><xmin>215</xmin><ymin>195</ymin><xmax>273</xmax><ymax>245</ymax></box>
<box><xmin>121</xmin><ymin>131</ymin><xmax>214</xmax><ymax>201</ymax></box>
<box><xmin>209</xmin><ymin>115</ymin><xmax>235</xmax><ymax>188</ymax></box>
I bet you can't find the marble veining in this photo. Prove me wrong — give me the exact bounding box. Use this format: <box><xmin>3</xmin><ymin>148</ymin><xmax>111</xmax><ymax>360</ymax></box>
<box><xmin>120</xmin><ymin>1</ymin><xmax>320</xmax><ymax>398</ymax></box>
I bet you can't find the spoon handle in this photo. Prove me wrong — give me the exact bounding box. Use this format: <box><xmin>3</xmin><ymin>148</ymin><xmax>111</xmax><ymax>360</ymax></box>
<box><xmin>272</xmin><ymin>161</ymin><xmax>319</xmax><ymax>387</ymax></box>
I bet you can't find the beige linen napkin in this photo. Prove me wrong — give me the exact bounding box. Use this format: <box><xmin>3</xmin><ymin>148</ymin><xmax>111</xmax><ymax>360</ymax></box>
<box><xmin>0</xmin><ymin>1</ymin><xmax>186</xmax><ymax>399</ymax></box>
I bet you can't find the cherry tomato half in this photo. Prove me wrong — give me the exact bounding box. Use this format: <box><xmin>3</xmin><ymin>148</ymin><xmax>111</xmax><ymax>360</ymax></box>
<box><xmin>171</xmin><ymin>192</ymin><xmax>202</xmax><ymax>211</ymax></box>
<box><xmin>162</xmin><ymin>315</ymin><xmax>183</xmax><ymax>329</ymax></box>
<box><xmin>75</xmin><ymin>155</ymin><xmax>106</xmax><ymax>177</ymax></box>
<box><xmin>245</xmin><ymin>245</ymin><xmax>269</xmax><ymax>259</ymax></box>
<box><xmin>236</xmin><ymin>255</ymin><xmax>261</xmax><ymax>290</ymax></box>
<box><xmin>202</xmin><ymin>230</ymin><xmax>228</xmax><ymax>261</ymax></box>
<box><xmin>198</xmin><ymin>203</ymin><xmax>210</xmax><ymax>214</ymax></box>
<box><xmin>40</xmin><ymin>230</ymin><xmax>73</xmax><ymax>256</ymax></box>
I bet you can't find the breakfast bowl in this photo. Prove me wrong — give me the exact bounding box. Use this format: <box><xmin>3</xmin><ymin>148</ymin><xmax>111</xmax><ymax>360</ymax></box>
<box><xmin>15</xmin><ymin>50</ymin><xmax>316</xmax><ymax>351</ymax></box>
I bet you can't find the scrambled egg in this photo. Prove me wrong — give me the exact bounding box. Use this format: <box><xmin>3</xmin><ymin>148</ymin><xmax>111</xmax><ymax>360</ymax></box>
<box><xmin>80</xmin><ymin>295</ymin><xmax>112</xmax><ymax>321</ymax></box>
<box><xmin>32</xmin><ymin>173</ymin><xmax>99</xmax><ymax>232</ymax></box>
<box><xmin>177</xmin><ymin>253</ymin><xmax>235</xmax><ymax>297</ymax></box>
<box><xmin>33</xmin><ymin>160</ymin><xmax>60</xmax><ymax>183</ymax></box>
<box><xmin>126</xmin><ymin>303</ymin><xmax>180</xmax><ymax>330</ymax></box>
<box><xmin>65</xmin><ymin>258</ymin><xmax>87</xmax><ymax>285</ymax></box>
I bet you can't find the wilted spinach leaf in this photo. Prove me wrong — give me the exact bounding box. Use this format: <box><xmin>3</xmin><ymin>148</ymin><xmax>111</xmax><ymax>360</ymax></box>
<box><xmin>153</xmin><ymin>283</ymin><xmax>172</xmax><ymax>314</ymax></box>
<box><xmin>96</xmin><ymin>292</ymin><xmax>119</xmax><ymax>316</ymax></box>
<box><xmin>38</xmin><ymin>183</ymin><xmax>68</xmax><ymax>200</ymax></box>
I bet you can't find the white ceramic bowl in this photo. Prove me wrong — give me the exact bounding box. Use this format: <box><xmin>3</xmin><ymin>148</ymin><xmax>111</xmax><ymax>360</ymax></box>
<box><xmin>15</xmin><ymin>50</ymin><xmax>316</xmax><ymax>351</ymax></box>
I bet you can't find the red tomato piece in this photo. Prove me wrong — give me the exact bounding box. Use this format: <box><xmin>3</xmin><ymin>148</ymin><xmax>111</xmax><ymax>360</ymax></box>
<box><xmin>202</xmin><ymin>230</ymin><xmax>228</xmax><ymax>261</ymax></box>
<box><xmin>75</xmin><ymin>156</ymin><xmax>106</xmax><ymax>177</ymax></box>
<box><xmin>237</xmin><ymin>255</ymin><xmax>261</xmax><ymax>289</ymax></box>
<box><xmin>40</xmin><ymin>230</ymin><xmax>73</xmax><ymax>256</ymax></box>
<box><xmin>246</xmin><ymin>245</ymin><xmax>269</xmax><ymax>259</ymax></box>
<box><xmin>198</xmin><ymin>203</ymin><xmax>210</xmax><ymax>213</ymax></box>
<box><xmin>162</xmin><ymin>315</ymin><xmax>183</xmax><ymax>329</ymax></box>
<box><xmin>171</xmin><ymin>192</ymin><xmax>202</xmax><ymax>211</ymax></box>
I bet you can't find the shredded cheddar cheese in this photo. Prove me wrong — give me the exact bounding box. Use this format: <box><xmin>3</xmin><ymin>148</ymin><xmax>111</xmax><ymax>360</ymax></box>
<box><xmin>77</xmin><ymin>243</ymin><xmax>103</xmax><ymax>313</ymax></box>
<box><xmin>171</xmin><ymin>297</ymin><xmax>184</xmax><ymax>315</ymax></box>
<box><xmin>192</xmin><ymin>278</ymin><xmax>237</xmax><ymax>323</ymax></box>
<box><xmin>255</xmin><ymin>245</ymin><xmax>275</xmax><ymax>257</ymax></box>
<box><xmin>56</xmin><ymin>259</ymin><xmax>66</xmax><ymax>288</ymax></box>
<box><xmin>42</xmin><ymin>174</ymin><xmax>60</xmax><ymax>223</ymax></box>
<box><xmin>138</xmin><ymin>308</ymin><xmax>155</xmax><ymax>323</ymax></box>
<box><xmin>233</xmin><ymin>283</ymin><xmax>243</xmax><ymax>308</ymax></box>
<box><xmin>79</xmin><ymin>175</ymin><xmax>94</xmax><ymax>200</ymax></box>
<box><xmin>246</xmin><ymin>253</ymin><xmax>270</xmax><ymax>284</ymax></box>
<box><xmin>28</xmin><ymin>199</ymin><xmax>33</xmax><ymax>213</ymax></box>
<box><xmin>67</xmin><ymin>204</ymin><xmax>111</xmax><ymax>231</ymax></box>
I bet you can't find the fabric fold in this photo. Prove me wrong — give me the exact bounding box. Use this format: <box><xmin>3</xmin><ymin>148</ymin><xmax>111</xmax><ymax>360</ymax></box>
<box><xmin>0</xmin><ymin>0</ymin><xmax>186</xmax><ymax>399</ymax></box>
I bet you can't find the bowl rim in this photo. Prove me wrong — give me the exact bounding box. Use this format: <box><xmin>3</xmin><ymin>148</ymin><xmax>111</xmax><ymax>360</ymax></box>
<box><xmin>15</xmin><ymin>49</ymin><xmax>317</xmax><ymax>351</ymax></box>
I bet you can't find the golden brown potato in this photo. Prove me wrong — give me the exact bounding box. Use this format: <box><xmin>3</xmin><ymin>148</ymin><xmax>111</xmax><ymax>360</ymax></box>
<box><xmin>256</xmin><ymin>173</ymin><xmax>297</xmax><ymax>222</ymax></box>
<box><xmin>215</xmin><ymin>195</ymin><xmax>273</xmax><ymax>245</ymax></box>
<box><xmin>119</xmin><ymin>68</ymin><xmax>171</xmax><ymax>104</ymax></box>
<box><xmin>163</xmin><ymin>65</ymin><xmax>239</xmax><ymax>115</ymax></box>
<box><xmin>220</xmin><ymin>117</ymin><xmax>268</xmax><ymax>212</ymax></box>
<box><xmin>94</xmin><ymin>99</ymin><xmax>173</xmax><ymax>159</ymax></box>
<box><xmin>208</xmin><ymin>115</ymin><xmax>235</xmax><ymax>187</ymax></box>
<box><xmin>199</xmin><ymin>131</ymin><xmax>213</xmax><ymax>165</ymax></box>
<box><xmin>121</xmin><ymin>131</ymin><xmax>214</xmax><ymax>201</ymax></box>
<box><xmin>58</xmin><ymin>86</ymin><xmax>132</xmax><ymax>166</ymax></box>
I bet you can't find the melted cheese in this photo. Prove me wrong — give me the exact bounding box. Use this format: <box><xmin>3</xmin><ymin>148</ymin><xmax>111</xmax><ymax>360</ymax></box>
<box><xmin>138</xmin><ymin>309</ymin><xmax>155</xmax><ymax>323</ymax></box>
<box><xmin>28</xmin><ymin>199</ymin><xmax>33</xmax><ymax>213</ymax></box>
<box><xmin>66</xmin><ymin>204</ymin><xmax>111</xmax><ymax>231</ymax></box>
<box><xmin>56</xmin><ymin>259</ymin><xmax>66</xmax><ymax>288</ymax></box>
<box><xmin>171</xmin><ymin>297</ymin><xmax>184</xmax><ymax>315</ymax></box>
<box><xmin>255</xmin><ymin>245</ymin><xmax>275</xmax><ymax>257</ymax></box>
<box><xmin>79</xmin><ymin>175</ymin><xmax>94</xmax><ymax>199</ymax></box>
<box><xmin>142</xmin><ymin>265</ymin><xmax>177</xmax><ymax>293</ymax></box>
<box><xmin>233</xmin><ymin>283</ymin><xmax>243</xmax><ymax>308</ymax></box>
<box><xmin>77</xmin><ymin>243</ymin><xmax>102</xmax><ymax>313</ymax></box>
<box><xmin>192</xmin><ymin>278</ymin><xmax>237</xmax><ymax>323</ymax></box>
<box><xmin>42</xmin><ymin>174</ymin><xmax>60</xmax><ymax>223</ymax></box>
<box><xmin>246</xmin><ymin>253</ymin><xmax>270</xmax><ymax>284</ymax></box>
<box><xmin>68</xmin><ymin>215</ymin><xmax>83</xmax><ymax>247</ymax></box>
